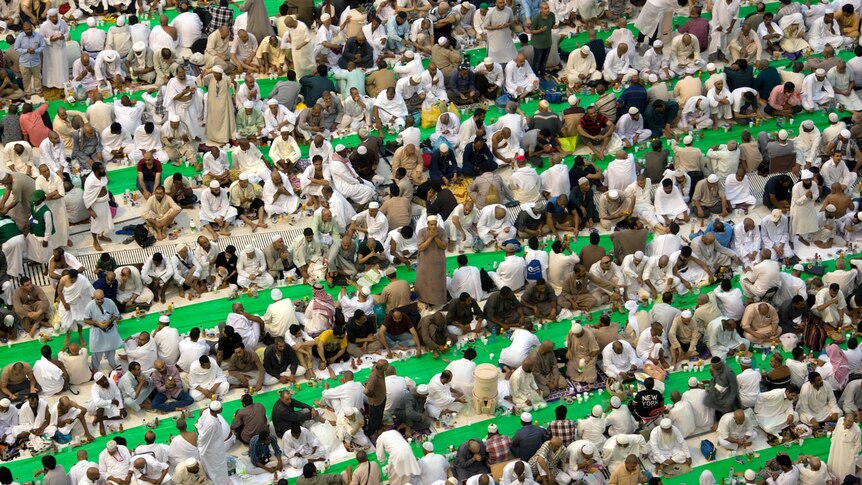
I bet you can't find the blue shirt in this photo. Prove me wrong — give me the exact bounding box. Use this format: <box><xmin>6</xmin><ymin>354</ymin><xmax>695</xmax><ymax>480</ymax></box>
<box><xmin>14</xmin><ymin>31</ymin><xmax>46</xmax><ymax>68</ymax></box>
<box><xmin>249</xmin><ymin>434</ymin><xmax>282</xmax><ymax>466</ymax></box>
<box><xmin>429</xmin><ymin>151</ymin><xmax>460</xmax><ymax>182</ymax></box>
<box><xmin>618</xmin><ymin>85</ymin><xmax>649</xmax><ymax>116</ymax></box>
<box><xmin>705</xmin><ymin>221</ymin><xmax>733</xmax><ymax>248</ymax></box>
<box><xmin>449</xmin><ymin>70</ymin><xmax>476</xmax><ymax>93</ymax></box>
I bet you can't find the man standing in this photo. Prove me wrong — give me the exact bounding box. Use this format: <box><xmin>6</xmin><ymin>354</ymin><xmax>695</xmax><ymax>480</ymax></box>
<box><xmin>197</xmin><ymin>401</ymin><xmax>228</xmax><ymax>485</ymax></box>
<box><xmin>38</xmin><ymin>10</ymin><xmax>69</xmax><ymax>91</ymax></box>
<box><xmin>83</xmin><ymin>163</ymin><xmax>113</xmax><ymax>252</ymax></box>
<box><xmin>13</xmin><ymin>22</ymin><xmax>45</xmax><ymax>97</ymax></box>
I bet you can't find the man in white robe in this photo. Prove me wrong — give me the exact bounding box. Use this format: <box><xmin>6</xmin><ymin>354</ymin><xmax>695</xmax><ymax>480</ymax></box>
<box><xmin>509</xmin><ymin>361</ymin><xmax>545</xmax><ymax>411</ymax></box>
<box><xmin>32</xmin><ymin>352</ymin><xmax>66</xmax><ymax>397</ymax></box>
<box><xmin>477</xmin><ymin>204</ymin><xmax>515</xmax><ymax>246</ymax></box>
<box><xmin>716</xmin><ymin>409</ymin><xmax>756</xmax><ymax>451</ymax></box>
<box><xmin>709</xmin><ymin>0</ymin><xmax>740</xmax><ymax>56</ymax></box>
<box><xmin>377</xmin><ymin>430</ymin><xmax>421</xmax><ymax>485</ymax></box>
<box><xmin>616</xmin><ymin>108</ymin><xmax>652</xmax><ymax>147</ymax></box>
<box><xmin>231</xmin><ymin>139</ymin><xmax>271</xmax><ymax>184</ymax></box>
<box><xmin>84</xmin><ymin>372</ymin><xmax>124</xmax><ymax>435</ymax></box>
<box><xmin>200</xmin><ymin>181</ymin><xmax>238</xmax><ymax>240</ymax></box>
<box><xmin>262</xmin><ymin>170</ymin><xmax>299</xmax><ymax>218</ymax></box>
<box><xmin>706</xmin><ymin>318</ymin><xmax>750</xmax><ymax>359</ymax></box>
<box><xmin>605</xmin><ymin>396</ymin><xmax>637</xmax><ymax>437</ymax></box>
<box><xmin>801</xmin><ymin>69</ymin><xmax>835</xmax><ymax>111</ymax></box>
<box><xmin>374</xmin><ymin>87</ymin><xmax>409</xmax><ymax>131</ymax></box>
<box><xmin>647</xmin><ymin>419</ymin><xmax>690</xmax><ymax>468</ymax></box>
<box><xmin>330</xmin><ymin>146</ymin><xmax>376</xmax><ymax>205</ymax></box>
<box><xmin>602</xmin><ymin>340</ymin><xmax>643</xmax><ymax>379</ymax></box>
<box><xmin>566</xmin><ymin>46</ymin><xmax>602</xmax><ymax>87</ymax></box>
<box><xmin>604</xmin><ymin>43</ymin><xmax>637</xmax><ymax>84</ymax></box>
<box><xmin>807</xmin><ymin>10</ymin><xmax>852</xmax><ymax>53</ymax></box>
<box><xmin>797</xmin><ymin>372</ymin><xmax>841</xmax><ymax>427</ymax></box>
<box><xmin>164</xmin><ymin>69</ymin><xmax>204</xmax><ymax>140</ymax></box>
<box><xmin>755</xmin><ymin>386</ymin><xmax>799</xmax><ymax>437</ymax></box>
<box><xmin>351</xmin><ymin>202</ymin><xmax>388</xmax><ymax>244</ymax></box>
<box><xmin>197</xmin><ymin>402</ymin><xmax>228</xmax><ymax>485</ymax></box>
<box><xmin>670</xmin><ymin>34</ymin><xmax>705</xmax><ymax>76</ymax></box>
<box><xmin>282</xmin><ymin>425</ymin><xmax>326</xmax><ymax>468</ymax></box>
<box><xmin>828</xmin><ymin>415</ymin><xmax>861</xmax><ymax>478</ymax></box>
<box><xmin>39</xmin><ymin>10</ymin><xmax>69</xmax><ymax>89</ymax></box>
<box><xmin>725</xmin><ymin>169</ymin><xmax>756</xmax><ymax>212</ymax></box>
<box><xmin>654</xmin><ymin>179</ymin><xmax>689</xmax><ymax>224</ymax></box>
<box><xmin>601</xmin><ymin>434</ymin><xmax>647</xmax><ymax>472</ymax></box>
<box><xmin>188</xmin><ymin>356</ymin><xmax>230</xmax><ymax>401</ymax></box>
<box><xmin>10</xmin><ymin>394</ymin><xmax>54</xmax><ymax>442</ymax></box>
<box><xmin>426</xmin><ymin>371</ymin><xmax>464</xmax><ymax>418</ymax></box>
<box><xmin>504</xmin><ymin>54</ymin><xmax>539</xmax><ymax>99</ymax></box>
<box><xmin>83</xmin><ymin>163</ymin><xmax>113</xmax><ymax>251</ymax></box>
<box><xmin>237</xmin><ymin>245</ymin><xmax>275</xmax><ymax>289</ymax></box>
<box><xmin>679</xmin><ymin>96</ymin><xmax>712</xmax><ymax>130</ymax></box>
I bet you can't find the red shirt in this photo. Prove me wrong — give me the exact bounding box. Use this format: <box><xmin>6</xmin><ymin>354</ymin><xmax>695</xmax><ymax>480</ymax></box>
<box><xmin>20</xmin><ymin>104</ymin><xmax>49</xmax><ymax>148</ymax></box>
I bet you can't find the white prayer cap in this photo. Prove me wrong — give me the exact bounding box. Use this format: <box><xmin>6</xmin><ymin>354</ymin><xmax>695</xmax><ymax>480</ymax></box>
<box><xmin>579</xmin><ymin>46</ymin><xmax>590</xmax><ymax>53</ymax></box>
<box><xmin>87</xmin><ymin>17</ymin><xmax>96</xmax><ymax>27</ymax></box>
<box><xmin>184</xmin><ymin>458</ymin><xmax>198</xmax><ymax>468</ymax></box>
<box><xmin>631</xmin><ymin>251</ymin><xmax>644</xmax><ymax>260</ymax></box>
<box><xmin>369</xmin><ymin>201</ymin><xmax>380</xmax><ymax>209</ymax></box>
<box><xmin>801</xmin><ymin>169</ymin><xmax>814</xmax><ymax>179</ymax></box>
<box><xmin>610</xmin><ymin>396</ymin><xmax>621</xmax><ymax>408</ymax></box>
<box><xmin>628</xmin><ymin>107</ymin><xmax>638</xmax><ymax>115</ymax></box>
<box><xmin>825</xmin><ymin>7</ymin><xmax>834</xmax><ymax>13</ymax></box>
<box><xmin>744</xmin><ymin>470</ymin><xmax>757</xmax><ymax>481</ymax></box>
<box><xmin>321</xmin><ymin>13</ymin><xmax>331</xmax><ymax>21</ymax></box>
<box><xmin>826</xmin><ymin>204</ymin><xmax>838</xmax><ymax>212</ymax></box>
<box><xmin>521</xmin><ymin>412</ymin><xmax>532</xmax><ymax>422</ymax></box>
<box><xmin>212</xmin><ymin>66</ymin><xmax>224</xmax><ymax>74</ymax></box>
<box><xmin>360</xmin><ymin>286</ymin><xmax>371</xmax><ymax>295</ymax></box>
<box><xmin>608</xmin><ymin>189</ymin><xmax>620</xmax><ymax>199</ymax></box>
<box><xmin>568</xmin><ymin>95</ymin><xmax>579</xmax><ymax>105</ymax></box>
<box><xmin>209</xmin><ymin>401</ymin><xmax>222</xmax><ymax>411</ymax></box>
<box><xmin>335</xmin><ymin>144</ymin><xmax>347</xmax><ymax>152</ymax></box>
<box><xmin>410</xmin><ymin>74</ymin><xmax>421</xmax><ymax>83</ymax></box>
<box><xmin>0</xmin><ymin>399</ymin><xmax>10</xmax><ymax>408</ymax></box>
<box><xmin>571</xmin><ymin>322</ymin><xmax>582</xmax><ymax>333</ymax></box>
<box><xmin>688</xmin><ymin>377</ymin><xmax>699</xmax><ymax>387</ymax></box>
<box><xmin>104</xmin><ymin>51</ymin><xmax>117</xmax><ymax>62</ymax></box>
<box><xmin>438</xmin><ymin>37</ymin><xmax>448</xmax><ymax>45</ymax></box>
<box><xmin>617</xmin><ymin>434</ymin><xmax>629</xmax><ymax>444</ymax></box>
<box><xmin>417</xmin><ymin>384</ymin><xmax>429</xmax><ymax>395</ymax></box>
<box><xmin>47</xmin><ymin>8</ymin><xmax>58</xmax><ymax>15</ymax></box>
<box><xmin>358</xmin><ymin>128</ymin><xmax>370</xmax><ymax>137</ymax></box>
<box><xmin>73</xmin><ymin>9</ymin><xmax>84</xmax><ymax>19</ymax></box>
<box><xmin>271</xmin><ymin>288</ymin><xmax>283</xmax><ymax>301</ymax></box>
<box><xmin>483</xmin><ymin>56</ymin><xmax>493</xmax><ymax>64</ymax></box>
<box><xmin>267</xmin><ymin>98</ymin><xmax>279</xmax><ymax>106</ymax></box>
<box><xmin>740</xmin><ymin>356</ymin><xmax>752</xmax><ymax>365</ymax></box>
<box><xmin>706</xmin><ymin>63</ymin><xmax>716</xmax><ymax>71</ymax></box>
<box><xmin>674</xmin><ymin>169</ymin><xmax>684</xmax><ymax>177</ymax></box>
<box><xmin>591</xmin><ymin>405</ymin><xmax>602</xmax><ymax>417</ymax></box>
<box><xmin>672</xmin><ymin>452</ymin><xmax>688</xmax><ymax>463</ymax></box>
<box><xmin>778</xmin><ymin>129</ymin><xmax>788</xmax><ymax>140</ymax></box>
<box><xmin>829</xmin><ymin>113</ymin><xmax>839</xmax><ymax>123</ymax></box>
<box><xmin>841</xmin><ymin>129</ymin><xmax>852</xmax><ymax>138</ymax></box>
<box><xmin>538</xmin><ymin>100</ymin><xmax>550</xmax><ymax>109</ymax></box>
<box><xmin>94</xmin><ymin>371</ymin><xmax>106</xmax><ymax>381</ymax></box>
<box><xmin>578</xmin><ymin>177</ymin><xmax>589</xmax><ymax>185</ymax></box>
<box><xmin>582</xmin><ymin>444</ymin><xmax>595</xmax><ymax>455</ymax></box>
<box><xmin>169</xmin><ymin>114</ymin><xmax>181</xmax><ymax>123</ymax></box>
<box><xmin>133</xmin><ymin>41</ymin><xmax>146</xmax><ymax>52</ymax></box>
<box><xmin>243</xmin><ymin>100</ymin><xmax>254</xmax><ymax>109</ymax></box>
<box><xmin>793</xmin><ymin>263</ymin><xmax>804</xmax><ymax>271</ymax></box>
<box><xmin>245</xmin><ymin>244</ymin><xmax>256</xmax><ymax>253</ymax></box>
<box><xmin>707</xmin><ymin>174</ymin><xmax>719</xmax><ymax>183</ymax></box>
<box><xmin>648</xmin><ymin>73</ymin><xmax>659</xmax><ymax>83</ymax></box>
<box><xmin>404</xmin><ymin>51</ymin><xmax>415</xmax><ymax>59</ymax></box>
<box><xmin>816</xmin><ymin>68</ymin><xmax>827</xmax><ymax>76</ymax></box>
<box><xmin>439</xmin><ymin>144</ymin><xmax>450</xmax><ymax>154</ymax></box>
<box><xmin>159</xmin><ymin>314</ymin><xmax>170</xmax><ymax>323</ymax></box>
<box><xmin>488</xmin><ymin>424</ymin><xmax>498</xmax><ymax>433</ymax></box>
<box><xmin>771</xmin><ymin>208</ymin><xmax>783</xmax><ymax>222</ymax></box>
<box><xmin>106</xmin><ymin>440</ymin><xmax>118</xmax><ymax>451</ymax></box>
<box><xmin>344</xmin><ymin>407</ymin><xmax>356</xmax><ymax>416</ymax></box>
<box><xmin>803</xmin><ymin>120</ymin><xmax>815</xmax><ymax>130</ymax></box>
<box><xmin>423</xmin><ymin>442</ymin><xmax>434</xmax><ymax>452</ymax></box>
<box><xmin>653</xmin><ymin>40</ymin><xmax>663</xmax><ymax>47</ymax></box>
<box><xmin>427</xmin><ymin>215</ymin><xmax>439</xmax><ymax>222</ymax></box>
<box><xmin>239</xmin><ymin>173</ymin><xmax>250</xmax><ymax>181</ymax></box>
<box><xmin>3</xmin><ymin>315</ymin><xmax>12</xmax><ymax>325</ymax></box>
<box><xmin>683</xmin><ymin>135</ymin><xmax>693</xmax><ymax>145</ymax></box>
<box><xmin>116</xmin><ymin>15</ymin><xmax>125</xmax><ymax>25</ymax></box>
<box><xmin>175</xmin><ymin>243</ymin><xmax>188</xmax><ymax>252</ymax></box>
<box><xmin>660</xmin><ymin>418</ymin><xmax>672</xmax><ymax>429</ymax></box>
<box><xmin>280</xmin><ymin>126</ymin><xmax>291</xmax><ymax>134</ymax></box>
<box><xmin>681</xmin><ymin>310</ymin><xmax>692</xmax><ymax>318</ymax></box>
<box><xmin>357</xmin><ymin>145</ymin><xmax>368</xmax><ymax>155</ymax></box>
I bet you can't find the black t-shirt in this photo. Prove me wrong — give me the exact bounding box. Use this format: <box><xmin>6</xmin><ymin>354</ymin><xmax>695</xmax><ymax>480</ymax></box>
<box><xmin>216</xmin><ymin>252</ymin><xmax>238</xmax><ymax>283</ymax></box>
<box><xmin>631</xmin><ymin>389</ymin><xmax>664</xmax><ymax>419</ymax></box>
<box><xmin>358</xmin><ymin>240</ymin><xmax>384</xmax><ymax>258</ymax></box>
<box><xmin>346</xmin><ymin>317</ymin><xmax>376</xmax><ymax>343</ymax></box>
<box><xmin>764</xmin><ymin>175</ymin><xmax>791</xmax><ymax>201</ymax></box>
<box><xmin>218</xmin><ymin>333</ymin><xmax>243</xmax><ymax>358</ymax></box>
<box><xmin>569</xmin><ymin>164</ymin><xmax>598</xmax><ymax>189</ymax></box>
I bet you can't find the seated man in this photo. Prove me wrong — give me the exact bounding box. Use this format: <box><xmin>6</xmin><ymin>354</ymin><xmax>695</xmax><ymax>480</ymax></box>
<box><xmin>716</xmin><ymin>409</ymin><xmax>756</xmax><ymax>452</ymax></box>
<box><xmin>755</xmin><ymin>385</ymin><xmax>800</xmax><ymax>440</ymax></box>
<box><xmin>646</xmin><ymin>419</ymin><xmax>690</xmax><ymax>473</ymax></box>
<box><xmin>801</xmin><ymin>69</ymin><xmax>835</xmax><ymax>112</ymax></box>
<box><xmin>796</xmin><ymin>371</ymin><xmax>841</xmax><ymax>430</ymax></box>
<box><xmin>378</xmin><ymin>310</ymin><xmax>422</xmax><ymax>357</ymax></box>
<box><xmin>188</xmin><ymin>355</ymin><xmax>230</xmax><ymax>401</ymax></box>
<box><xmin>577</xmin><ymin>106</ymin><xmax>615</xmax><ymax>159</ymax></box>
<box><xmin>602</xmin><ymin>340</ymin><xmax>643</xmax><ymax>380</ymax></box>
<box><xmin>669</xmin><ymin>33</ymin><xmax>705</xmax><ymax>76</ymax></box>
<box><xmin>597</xmin><ymin>190</ymin><xmax>633</xmax><ymax>230</ymax></box>
<box><xmin>0</xmin><ymin>361</ymin><xmax>37</xmax><ymax>403</ymax></box>
<box><xmin>706</xmin><ymin>317</ymin><xmax>750</xmax><ymax>359</ymax></box>
<box><xmin>142</xmin><ymin>186</ymin><xmax>181</xmax><ymax>241</ymax></box>
<box><xmin>486</xmin><ymin>288</ymin><xmax>527</xmax><ymax>333</ymax></box>
<box><xmin>100</xmin><ymin>123</ymin><xmax>134</xmax><ymax>162</ymax></box>
<box><xmin>504</xmin><ymin>53</ymin><xmax>539</xmax><ymax>100</ymax></box>
<box><xmin>520</xmin><ymin>279</ymin><xmax>557</xmax><ymax>321</ymax></box>
<box><xmin>477</xmin><ymin>204</ymin><xmax>516</xmax><ymax>247</ymax></box>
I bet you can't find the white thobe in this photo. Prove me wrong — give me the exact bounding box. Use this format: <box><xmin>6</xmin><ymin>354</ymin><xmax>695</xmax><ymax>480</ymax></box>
<box><xmin>716</xmin><ymin>412</ymin><xmax>756</xmax><ymax>450</ymax></box>
<box><xmin>262</xmin><ymin>172</ymin><xmax>299</xmax><ymax>216</ymax></box>
<box><xmin>504</xmin><ymin>60</ymin><xmax>538</xmax><ymax>97</ymax></box>
<box><xmin>601</xmin><ymin>340</ymin><xmax>642</xmax><ymax>378</ymax></box>
<box><xmin>33</xmin><ymin>357</ymin><xmax>65</xmax><ymax>396</ymax></box>
<box><xmin>797</xmin><ymin>381</ymin><xmax>841</xmax><ymax>423</ymax></box>
<box><xmin>801</xmin><ymin>73</ymin><xmax>835</xmax><ymax>111</ymax></box>
<box><xmin>321</xmin><ymin>381</ymin><xmax>365</xmax><ymax>415</ymax></box>
<box><xmin>705</xmin><ymin>317</ymin><xmax>750</xmax><ymax>359</ymax></box>
<box><xmin>616</xmin><ymin>114</ymin><xmax>652</xmax><ymax>144</ymax></box>
<box><xmin>737</xmin><ymin>368</ymin><xmax>762</xmax><ymax>408</ymax></box>
<box><xmin>197</xmin><ymin>410</ymin><xmax>228</xmax><ymax>485</ymax></box>
<box><xmin>477</xmin><ymin>204</ymin><xmax>516</xmax><ymax>245</ymax></box>
<box><xmin>647</xmin><ymin>426</ymin><xmax>689</xmax><ymax>464</ymax></box>
<box><xmin>755</xmin><ymin>388</ymin><xmax>797</xmax><ymax>435</ymax></box>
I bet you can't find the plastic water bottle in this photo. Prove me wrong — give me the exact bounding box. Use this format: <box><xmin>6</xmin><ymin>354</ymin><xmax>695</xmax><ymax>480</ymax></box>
<box><xmin>190</xmin><ymin>220</ymin><xmax>197</xmax><ymax>233</ymax></box>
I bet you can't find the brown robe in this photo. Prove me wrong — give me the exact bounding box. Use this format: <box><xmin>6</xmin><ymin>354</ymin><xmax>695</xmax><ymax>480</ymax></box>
<box><xmin>529</xmin><ymin>347</ymin><xmax>566</xmax><ymax>395</ymax></box>
<box><xmin>566</xmin><ymin>328</ymin><xmax>599</xmax><ymax>383</ymax></box>
<box><xmin>415</xmin><ymin>226</ymin><xmax>448</xmax><ymax>306</ymax></box>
